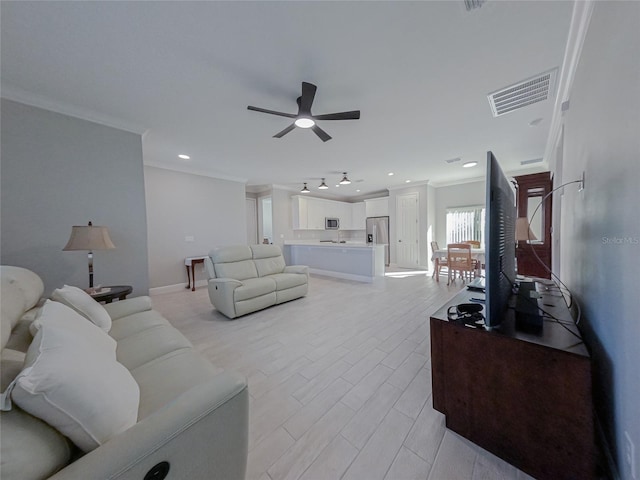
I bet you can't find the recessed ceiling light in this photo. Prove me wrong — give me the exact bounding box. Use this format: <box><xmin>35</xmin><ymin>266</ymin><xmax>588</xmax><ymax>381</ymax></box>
<box><xmin>294</xmin><ymin>117</ymin><xmax>315</xmax><ymax>128</ymax></box>
<box><xmin>463</xmin><ymin>161</ymin><xmax>478</xmax><ymax>168</ymax></box>
<box><xmin>356</xmin><ymin>189</ymin><xmax>361</xmax><ymax>192</ymax></box>
<box><xmin>178</xmin><ymin>154</ymin><xmax>190</xmax><ymax>160</ymax></box>
<box><xmin>405</xmin><ymin>180</ymin><xmax>411</xmax><ymax>183</ymax></box>
<box><xmin>335</xmin><ymin>184</ymin><xmax>340</xmax><ymax>188</ymax></box>
<box><xmin>388</xmin><ymin>172</ymin><xmax>394</xmax><ymax>176</ymax></box>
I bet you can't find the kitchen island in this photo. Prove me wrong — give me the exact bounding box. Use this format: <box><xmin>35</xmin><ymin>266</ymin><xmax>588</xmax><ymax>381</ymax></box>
<box><xmin>284</xmin><ymin>241</ymin><xmax>385</xmax><ymax>283</ymax></box>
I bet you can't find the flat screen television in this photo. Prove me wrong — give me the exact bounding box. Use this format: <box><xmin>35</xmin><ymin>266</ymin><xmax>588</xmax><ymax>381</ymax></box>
<box><xmin>484</xmin><ymin>152</ymin><xmax>517</xmax><ymax>329</ymax></box>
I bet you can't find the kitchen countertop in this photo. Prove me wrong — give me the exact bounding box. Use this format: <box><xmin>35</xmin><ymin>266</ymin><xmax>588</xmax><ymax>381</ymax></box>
<box><xmin>284</xmin><ymin>241</ymin><xmax>383</xmax><ymax>248</ymax></box>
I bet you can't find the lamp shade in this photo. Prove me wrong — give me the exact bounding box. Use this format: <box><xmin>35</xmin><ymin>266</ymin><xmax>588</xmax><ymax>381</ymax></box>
<box><xmin>515</xmin><ymin>217</ymin><xmax>537</xmax><ymax>242</ymax></box>
<box><xmin>63</xmin><ymin>222</ymin><xmax>115</xmax><ymax>251</ymax></box>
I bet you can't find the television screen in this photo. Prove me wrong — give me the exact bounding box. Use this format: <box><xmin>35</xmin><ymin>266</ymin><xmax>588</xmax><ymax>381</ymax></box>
<box><xmin>484</xmin><ymin>152</ymin><xmax>516</xmax><ymax>329</ymax></box>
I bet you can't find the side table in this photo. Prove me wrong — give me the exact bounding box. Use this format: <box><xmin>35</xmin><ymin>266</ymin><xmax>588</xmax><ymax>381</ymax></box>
<box><xmin>90</xmin><ymin>285</ymin><xmax>133</xmax><ymax>304</ymax></box>
<box><xmin>185</xmin><ymin>256</ymin><xmax>208</xmax><ymax>291</ymax></box>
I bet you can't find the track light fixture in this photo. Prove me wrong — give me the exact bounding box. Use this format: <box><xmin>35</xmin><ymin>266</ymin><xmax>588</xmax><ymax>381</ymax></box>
<box><xmin>318</xmin><ymin>178</ymin><xmax>329</xmax><ymax>190</ymax></box>
<box><xmin>301</xmin><ymin>183</ymin><xmax>310</xmax><ymax>193</ymax></box>
<box><xmin>339</xmin><ymin>172</ymin><xmax>351</xmax><ymax>185</ymax></box>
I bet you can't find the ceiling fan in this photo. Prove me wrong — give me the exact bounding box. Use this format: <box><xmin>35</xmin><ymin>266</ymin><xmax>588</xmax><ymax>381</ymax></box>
<box><xmin>247</xmin><ymin>82</ymin><xmax>360</xmax><ymax>142</ymax></box>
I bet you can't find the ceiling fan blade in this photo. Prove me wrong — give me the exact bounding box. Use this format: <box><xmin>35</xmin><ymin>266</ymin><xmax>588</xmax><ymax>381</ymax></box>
<box><xmin>248</xmin><ymin>106</ymin><xmax>297</xmax><ymax>118</ymax></box>
<box><xmin>273</xmin><ymin>123</ymin><xmax>296</xmax><ymax>138</ymax></box>
<box><xmin>299</xmin><ymin>82</ymin><xmax>317</xmax><ymax>114</ymax></box>
<box><xmin>311</xmin><ymin>124</ymin><xmax>332</xmax><ymax>142</ymax></box>
<box><xmin>313</xmin><ymin>110</ymin><xmax>361</xmax><ymax>121</ymax></box>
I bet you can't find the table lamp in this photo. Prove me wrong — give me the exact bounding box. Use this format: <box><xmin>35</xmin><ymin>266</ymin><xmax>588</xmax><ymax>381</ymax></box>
<box><xmin>63</xmin><ymin>221</ymin><xmax>115</xmax><ymax>291</ymax></box>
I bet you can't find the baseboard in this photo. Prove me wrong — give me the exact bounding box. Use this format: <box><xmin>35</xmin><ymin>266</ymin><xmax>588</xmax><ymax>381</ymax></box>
<box><xmin>149</xmin><ymin>279</ymin><xmax>208</xmax><ymax>296</ymax></box>
<box><xmin>308</xmin><ymin>268</ymin><xmax>375</xmax><ymax>283</ymax></box>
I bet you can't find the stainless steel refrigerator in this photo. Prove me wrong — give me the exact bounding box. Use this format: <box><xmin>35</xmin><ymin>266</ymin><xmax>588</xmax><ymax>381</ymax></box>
<box><xmin>366</xmin><ymin>216</ymin><xmax>390</xmax><ymax>266</ymax></box>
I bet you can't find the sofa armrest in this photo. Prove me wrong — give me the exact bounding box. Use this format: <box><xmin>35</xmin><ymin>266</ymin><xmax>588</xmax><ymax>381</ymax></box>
<box><xmin>284</xmin><ymin>265</ymin><xmax>309</xmax><ymax>277</ymax></box>
<box><xmin>103</xmin><ymin>296</ymin><xmax>153</xmax><ymax>320</ymax></box>
<box><xmin>207</xmin><ymin>279</ymin><xmax>242</xmax><ymax>319</ymax></box>
<box><xmin>49</xmin><ymin>372</ymin><xmax>248</xmax><ymax>480</ymax></box>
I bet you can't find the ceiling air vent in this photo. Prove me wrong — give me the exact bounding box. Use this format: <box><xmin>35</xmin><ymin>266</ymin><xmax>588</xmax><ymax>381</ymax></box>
<box><xmin>464</xmin><ymin>0</ymin><xmax>485</xmax><ymax>11</ymax></box>
<box><xmin>445</xmin><ymin>157</ymin><xmax>461</xmax><ymax>164</ymax></box>
<box><xmin>520</xmin><ymin>158</ymin><xmax>543</xmax><ymax>166</ymax></box>
<box><xmin>488</xmin><ymin>68</ymin><xmax>558</xmax><ymax>117</ymax></box>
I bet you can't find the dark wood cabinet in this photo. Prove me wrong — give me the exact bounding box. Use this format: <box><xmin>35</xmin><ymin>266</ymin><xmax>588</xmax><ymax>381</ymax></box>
<box><xmin>515</xmin><ymin>172</ymin><xmax>553</xmax><ymax>279</ymax></box>
<box><xmin>430</xmin><ymin>286</ymin><xmax>597</xmax><ymax>479</ymax></box>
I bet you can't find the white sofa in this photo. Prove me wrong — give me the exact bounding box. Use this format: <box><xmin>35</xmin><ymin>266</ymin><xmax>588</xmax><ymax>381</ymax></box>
<box><xmin>0</xmin><ymin>266</ymin><xmax>248</xmax><ymax>480</ymax></box>
<box><xmin>205</xmin><ymin>244</ymin><xmax>308</xmax><ymax>319</ymax></box>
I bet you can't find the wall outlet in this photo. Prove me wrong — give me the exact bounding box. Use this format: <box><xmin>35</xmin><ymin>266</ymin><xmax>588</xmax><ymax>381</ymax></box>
<box><xmin>185</xmin><ymin>236</ymin><xmax>194</xmax><ymax>242</ymax></box>
<box><xmin>625</xmin><ymin>431</ymin><xmax>637</xmax><ymax>479</ymax></box>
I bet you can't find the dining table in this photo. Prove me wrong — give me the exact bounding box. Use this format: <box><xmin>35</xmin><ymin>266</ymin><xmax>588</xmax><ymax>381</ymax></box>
<box><xmin>431</xmin><ymin>248</ymin><xmax>485</xmax><ymax>282</ymax></box>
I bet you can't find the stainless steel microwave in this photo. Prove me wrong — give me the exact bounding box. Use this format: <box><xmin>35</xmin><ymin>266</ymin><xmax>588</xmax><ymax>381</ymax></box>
<box><xmin>325</xmin><ymin>217</ymin><xmax>340</xmax><ymax>230</ymax></box>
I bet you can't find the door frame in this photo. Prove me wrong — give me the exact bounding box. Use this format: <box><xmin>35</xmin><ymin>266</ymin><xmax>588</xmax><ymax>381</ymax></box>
<box><xmin>395</xmin><ymin>192</ymin><xmax>419</xmax><ymax>268</ymax></box>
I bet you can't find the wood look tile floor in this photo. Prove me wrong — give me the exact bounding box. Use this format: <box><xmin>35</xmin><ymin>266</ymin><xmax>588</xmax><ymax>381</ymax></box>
<box><xmin>151</xmin><ymin>272</ymin><xmax>535</xmax><ymax>480</ymax></box>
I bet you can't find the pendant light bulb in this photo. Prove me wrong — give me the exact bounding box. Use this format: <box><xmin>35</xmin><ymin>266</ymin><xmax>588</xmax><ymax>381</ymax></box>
<box><xmin>318</xmin><ymin>178</ymin><xmax>329</xmax><ymax>190</ymax></box>
<box><xmin>301</xmin><ymin>183</ymin><xmax>310</xmax><ymax>193</ymax></box>
<box><xmin>339</xmin><ymin>172</ymin><xmax>351</xmax><ymax>185</ymax></box>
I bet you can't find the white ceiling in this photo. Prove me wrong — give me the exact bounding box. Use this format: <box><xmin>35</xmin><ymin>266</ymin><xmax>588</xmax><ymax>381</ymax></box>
<box><xmin>1</xmin><ymin>1</ymin><xmax>574</xmax><ymax>199</ymax></box>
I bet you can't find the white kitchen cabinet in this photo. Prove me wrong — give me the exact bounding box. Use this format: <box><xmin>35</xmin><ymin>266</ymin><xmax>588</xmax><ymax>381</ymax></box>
<box><xmin>292</xmin><ymin>196</ymin><xmax>308</xmax><ymax>229</ymax></box>
<box><xmin>350</xmin><ymin>202</ymin><xmax>366</xmax><ymax>229</ymax></box>
<box><xmin>365</xmin><ymin>197</ymin><xmax>389</xmax><ymax>217</ymax></box>
<box><xmin>306</xmin><ymin>197</ymin><xmax>327</xmax><ymax>230</ymax></box>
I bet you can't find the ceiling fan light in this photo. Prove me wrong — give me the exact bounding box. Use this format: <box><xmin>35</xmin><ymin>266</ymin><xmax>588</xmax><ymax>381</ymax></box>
<box><xmin>318</xmin><ymin>178</ymin><xmax>329</xmax><ymax>190</ymax></box>
<box><xmin>339</xmin><ymin>172</ymin><xmax>351</xmax><ymax>185</ymax></box>
<box><xmin>294</xmin><ymin>117</ymin><xmax>315</xmax><ymax>129</ymax></box>
<box><xmin>301</xmin><ymin>183</ymin><xmax>310</xmax><ymax>193</ymax></box>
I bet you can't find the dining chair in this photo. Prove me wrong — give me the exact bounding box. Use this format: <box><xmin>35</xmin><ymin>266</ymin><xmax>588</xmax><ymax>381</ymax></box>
<box><xmin>447</xmin><ymin>243</ymin><xmax>477</xmax><ymax>285</ymax></box>
<box><xmin>462</xmin><ymin>240</ymin><xmax>481</xmax><ymax>248</ymax></box>
<box><xmin>430</xmin><ymin>241</ymin><xmax>448</xmax><ymax>281</ymax></box>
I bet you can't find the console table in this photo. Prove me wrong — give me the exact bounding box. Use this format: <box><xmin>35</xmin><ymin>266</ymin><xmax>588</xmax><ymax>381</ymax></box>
<box><xmin>430</xmin><ymin>282</ymin><xmax>596</xmax><ymax>479</ymax></box>
<box><xmin>185</xmin><ymin>256</ymin><xmax>208</xmax><ymax>291</ymax></box>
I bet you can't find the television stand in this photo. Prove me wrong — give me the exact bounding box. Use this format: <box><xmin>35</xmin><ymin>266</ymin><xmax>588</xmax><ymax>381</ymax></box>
<box><xmin>430</xmin><ymin>282</ymin><xmax>597</xmax><ymax>479</ymax></box>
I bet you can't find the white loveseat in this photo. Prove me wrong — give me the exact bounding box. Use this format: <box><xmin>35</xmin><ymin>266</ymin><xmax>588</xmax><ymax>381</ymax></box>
<box><xmin>205</xmin><ymin>244</ymin><xmax>308</xmax><ymax>319</ymax></box>
<box><xmin>0</xmin><ymin>266</ymin><xmax>248</xmax><ymax>480</ymax></box>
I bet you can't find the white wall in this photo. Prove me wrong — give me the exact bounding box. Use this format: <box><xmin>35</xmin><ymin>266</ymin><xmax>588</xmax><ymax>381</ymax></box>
<box><xmin>144</xmin><ymin>166</ymin><xmax>246</xmax><ymax>288</ymax></box>
<box><xmin>434</xmin><ymin>180</ymin><xmax>485</xmax><ymax>248</ymax></box>
<box><xmin>553</xmin><ymin>3</ymin><xmax>640</xmax><ymax>477</ymax></box>
<box><xmin>0</xmin><ymin>99</ymin><xmax>149</xmax><ymax>295</ymax></box>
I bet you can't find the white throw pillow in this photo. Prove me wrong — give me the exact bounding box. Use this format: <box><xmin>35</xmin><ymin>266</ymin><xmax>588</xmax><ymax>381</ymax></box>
<box><xmin>10</xmin><ymin>322</ymin><xmax>140</xmax><ymax>452</ymax></box>
<box><xmin>51</xmin><ymin>285</ymin><xmax>112</xmax><ymax>332</ymax></box>
<box><xmin>29</xmin><ymin>300</ymin><xmax>116</xmax><ymax>355</ymax></box>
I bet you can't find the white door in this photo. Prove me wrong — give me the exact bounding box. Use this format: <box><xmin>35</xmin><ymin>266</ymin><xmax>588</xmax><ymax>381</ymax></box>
<box><xmin>396</xmin><ymin>193</ymin><xmax>419</xmax><ymax>267</ymax></box>
<box><xmin>246</xmin><ymin>198</ymin><xmax>258</xmax><ymax>245</ymax></box>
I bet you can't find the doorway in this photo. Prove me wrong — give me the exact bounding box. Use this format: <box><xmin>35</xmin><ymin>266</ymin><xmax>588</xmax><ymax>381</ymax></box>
<box><xmin>246</xmin><ymin>198</ymin><xmax>258</xmax><ymax>245</ymax></box>
<box><xmin>396</xmin><ymin>193</ymin><xmax>419</xmax><ymax>267</ymax></box>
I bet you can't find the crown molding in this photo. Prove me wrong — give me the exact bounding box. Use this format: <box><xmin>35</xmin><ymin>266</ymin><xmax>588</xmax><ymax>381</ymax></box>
<box><xmin>387</xmin><ymin>180</ymin><xmax>430</xmax><ymax>191</ymax></box>
<box><xmin>1</xmin><ymin>83</ymin><xmax>148</xmax><ymax>135</ymax></box>
<box><xmin>543</xmin><ymin>0</ymin><xmax>595</xmax><ymax>165</ymax></box>
<box><xmin>144</xmin><ymin>161</ymin><xmax>248</xmax><ymax>184</ymax></box>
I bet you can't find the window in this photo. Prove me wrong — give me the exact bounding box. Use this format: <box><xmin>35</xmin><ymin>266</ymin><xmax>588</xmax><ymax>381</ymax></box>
<box><xmin>446</xmin><ymin>205</ymin><xmax>485</xmax><ymax>246</ymax></box>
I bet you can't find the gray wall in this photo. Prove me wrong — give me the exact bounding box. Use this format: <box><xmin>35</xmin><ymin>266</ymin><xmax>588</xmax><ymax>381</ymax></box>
<box><xmin>1</xmin><ymin>99</ymin><xmax>149</xmax><ymax>295</ymax></box>
<box><xmin>556</xmin><ymin>2</ymin><xmax>640</xmax><ymax>477</ymax></box>
<box><xmin>434</xmin><ymin>180</ymin><xmax>485</xmax><ymax>248</ymax></box>
<box><xmin>144</xmin><ymin>166</ymin><xmax>246</xmax><ymax>288</ymax></box>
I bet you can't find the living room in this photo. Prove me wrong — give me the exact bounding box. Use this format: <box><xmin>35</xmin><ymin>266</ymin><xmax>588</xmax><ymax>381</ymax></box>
<box><xmin>1</xmin><ymin>1</ymin><xmax>639</xmax><ymax>479</ymax></box>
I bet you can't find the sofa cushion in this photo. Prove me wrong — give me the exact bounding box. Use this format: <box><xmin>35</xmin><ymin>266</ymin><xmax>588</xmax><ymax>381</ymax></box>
<box><xmin>254</xmin><ymin>255</ymin><xmax>286</xmax><ymax>278</ymax></box>
<box><xmin>210</xmin><ymin>245</ymin><xmax>252</xmax><ymax>263</ymax></box>
<box><xmin>115</xmin><ymin>324</ymin><xmax>193</xmax><ymax>371</ymax></box>
<box><xmin>130</xmin><ymin>349</ymin><xmax>221</xmax><ymax>419</ymax></box>
<box><xmin>51</xmin><ymin>284</ymin><xmax>112</xmax><ymax>332</ymax></box>
<box><xmin>10</xmin><ymin>321</ymin><xmax>140</xmax><ymax>452</ymax></box>
<box><xmin>108</xmin><ymin>309</ymin><xmax>171</xmax><ymax>341</ymax></box>
<box><xmin>0</xmin><ymin>407</ymin><xmax>72</xmax><ymax>480</ymax></box>
<box><xmin>1</xmin><ymin>266</ymin><xmax>44</xmax><ymax>350</ymax></box>
<box><xmin>234</xmin><ymin>277</ymin><xmax>276</xmax><ymax>302</ymax></box>
<box><xmin>268</xmin><ymin>272</ymin><xmax>308</xmax><ymax>290</ymax></box>
<box><xmin>214</xmin><ymin>259</ymin><xmax>258</xmax><ymax>281</ymax></box>
<box><xmin>29</xmin><ymin>300</ymin><xmax>116</xmax><ymax>356</ymax></box>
